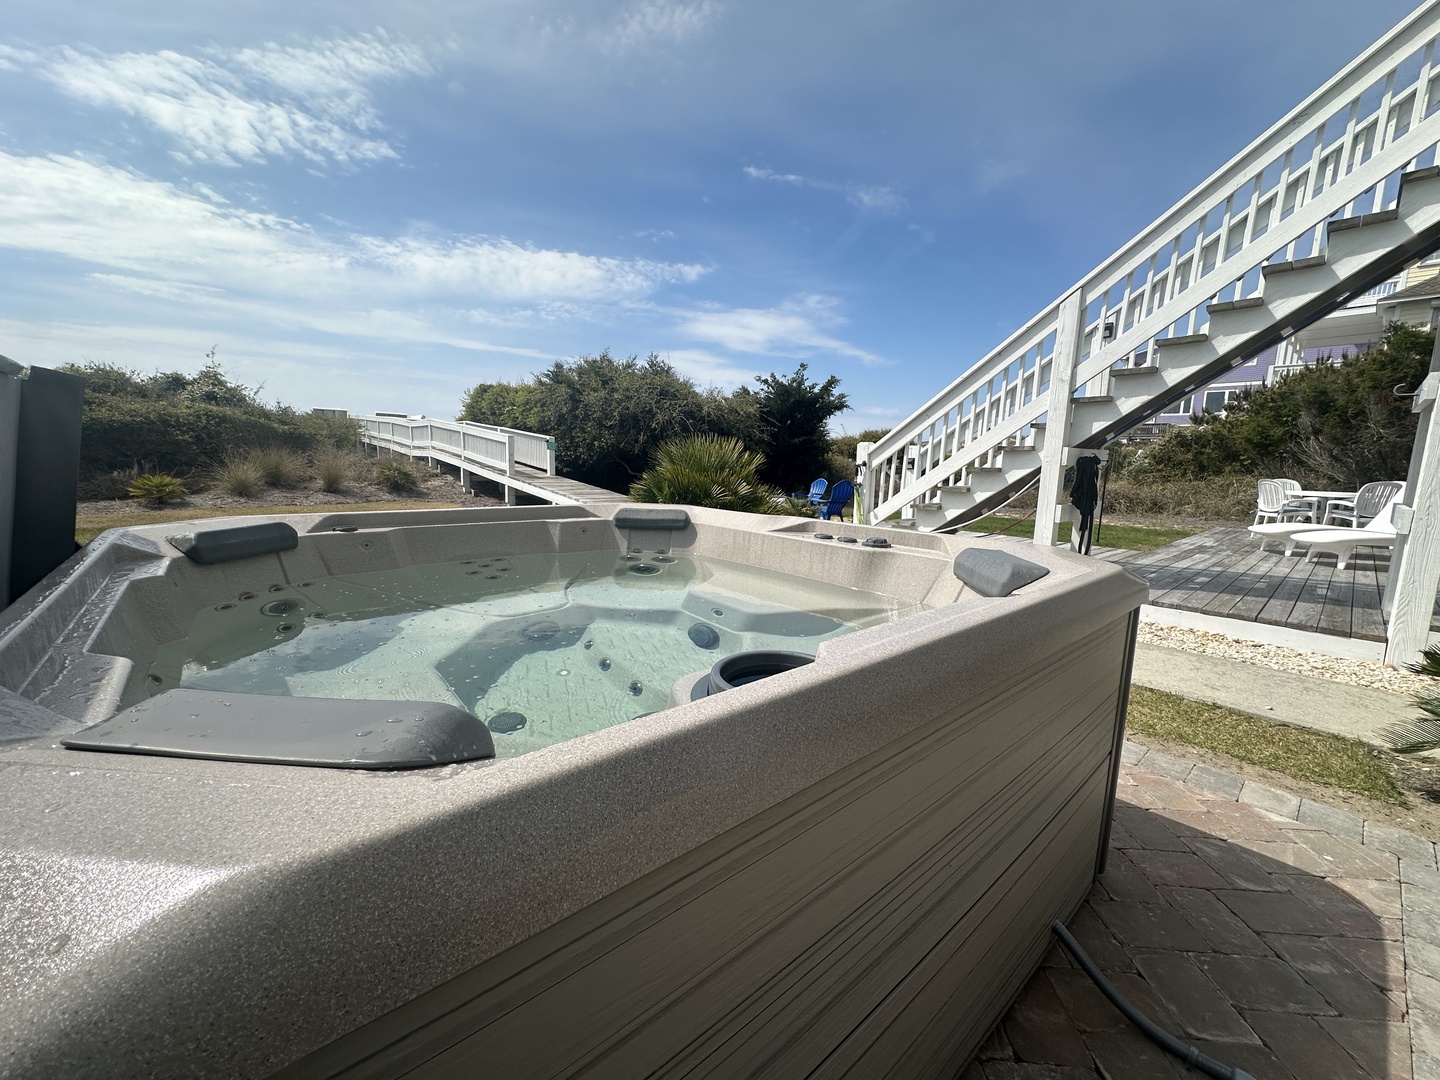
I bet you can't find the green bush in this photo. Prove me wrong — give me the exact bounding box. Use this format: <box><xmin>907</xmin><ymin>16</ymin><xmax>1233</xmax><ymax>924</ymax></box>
<box><xmin>1129</xmin><ymin>324</ymin><xmax>1433</xmax><ymax>487</ymax></box>
<box><xmin>375</xmin><ymin>458</ymin><xmax>419</xmax><ymax>492</ymax></box>
<box><xmin>213</xmin><ymin>454</ymin><xmax>265</xmax><ymax>497</ymax></box>
<box><xmin>628</xmin><ymin>434</ymin><xmax>785</xmax><ymax>513</ymax></box>
<box><xmin>314</xmin><ymin>447</ymin><xmax>357</xmax><ymax>493</ymax></box>
<box><xmin>61</xmin><ymin>361</ymin><xmax>360</xmax><ymax>480</ymax></box>
<box><xmin>249</xmin><ymin>446</ymin><xmax>306</xmax><ymax>488</ymax></box>
<box><xmin>126</xmin><ymin>473</ymin><xmax>187</xmax><ymax>505</ymax></box>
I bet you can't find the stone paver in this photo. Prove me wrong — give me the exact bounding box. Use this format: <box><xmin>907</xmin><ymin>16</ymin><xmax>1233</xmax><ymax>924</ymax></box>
<box><xmin>973</xmin><ymin>744</ymin><xmax>1433</xmax><ymax>1079</ymax></box>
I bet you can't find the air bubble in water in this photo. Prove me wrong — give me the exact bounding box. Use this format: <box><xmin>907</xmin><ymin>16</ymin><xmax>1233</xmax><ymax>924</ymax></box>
<box><xmin>356</xmin><ymin>730</ymin><xmax>373</xmax><ymax>737</ymax></box>
<box><xmin>628</xmin><ymin>681</ymin><xmax>643</xmax><ymax>696</ymax></box>
<box><xmin>599</xmin><ymin>658</ymin><xmax>612</xmax><ymax>671</ymax></box>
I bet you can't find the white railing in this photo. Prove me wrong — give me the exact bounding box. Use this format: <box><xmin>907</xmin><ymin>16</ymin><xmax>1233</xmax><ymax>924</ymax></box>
<box><xmin>357</xmin><ymin>414</ymin><xmax>556</xmax><ymax>478</ymax></box>
<box><xmin>863</xmin><ymin>1</ymin><xmax>1440</xmax><ymax>525</ymax></box>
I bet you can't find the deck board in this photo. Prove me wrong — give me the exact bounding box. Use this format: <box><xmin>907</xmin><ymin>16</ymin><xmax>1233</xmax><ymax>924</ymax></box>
<box><xmin>1107</xmin><ymin>527</ymin><xmax>1436</xmax><ymax>643</ymax></box>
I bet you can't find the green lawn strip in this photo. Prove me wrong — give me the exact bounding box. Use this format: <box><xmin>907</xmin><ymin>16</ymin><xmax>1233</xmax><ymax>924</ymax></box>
<box><xmin>1128</xmin><ymin>686</ymin><xmax>1405</xmax><ymax>805</ymax></box>
<box><xmin>76</xmin><ymin>501</ymin><xmax>465</xmax><ymax>546</ymax></box>
<box><xmin>961</xmin><ymin>515</ymin><xmax>1196</xmax><ymax>551</ymax></box>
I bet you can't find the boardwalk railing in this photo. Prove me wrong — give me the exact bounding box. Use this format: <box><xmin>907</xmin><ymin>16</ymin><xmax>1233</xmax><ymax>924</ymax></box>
<box><xmin>358</xmin><ymin>414</ymin><xmax>556</xmax><ymax>479</ymax></box>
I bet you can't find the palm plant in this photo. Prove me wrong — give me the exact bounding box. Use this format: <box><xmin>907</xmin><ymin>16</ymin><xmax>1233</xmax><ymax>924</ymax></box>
<box><xmin>1381</xmin><ymin>645</ymin><xmax>1440</xmax><ymax>752</ymax></box>
<box><xmin>628</xmin><ymin>434</ymin><xmax>785</xmax><ymax>514</ymax></box>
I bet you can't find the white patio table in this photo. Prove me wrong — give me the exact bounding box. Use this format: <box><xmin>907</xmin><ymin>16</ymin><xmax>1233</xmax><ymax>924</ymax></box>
<box><xmin>1295</xmin><ymin>489</ymin><xmax>1357</xmax><ymax>524</ymax></box>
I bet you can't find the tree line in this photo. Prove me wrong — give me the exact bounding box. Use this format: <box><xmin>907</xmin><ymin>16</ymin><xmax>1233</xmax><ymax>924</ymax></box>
<box><xmin>461</xmin><ymin>352</ymin><xmax>879</xmax><ymax>496</ymax></box>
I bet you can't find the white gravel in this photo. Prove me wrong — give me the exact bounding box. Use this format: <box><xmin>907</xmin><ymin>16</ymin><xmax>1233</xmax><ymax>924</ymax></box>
<box><xmin>1136</xmin><ymin>621</ymin><xmax>1438</xmax><ymax>696</ymax></box>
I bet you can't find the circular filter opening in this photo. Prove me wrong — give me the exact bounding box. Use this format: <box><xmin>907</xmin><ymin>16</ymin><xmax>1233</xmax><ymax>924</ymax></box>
<box><xmin>687</xmin><ymin>623</ymin><xmax>721</xmax><ymax>650</ymax></box>
<box><xmin>487</xmin><ymin>711</ymin><xmax>527</xmax><ymax>734</ymax></box>
<box><xmin>708</xmin><ymin>651</ymin><xmax>814</xmax><ymax>694</ymax></box>
<box><xmin>629</xmin><ymin>563</ymin><xmax>661</xmax><ymax>575</ymax></box>
<box><xmin>260</xmin><ymin>599</ymin><xmax>299</xmax><ymax>617</ymax></box>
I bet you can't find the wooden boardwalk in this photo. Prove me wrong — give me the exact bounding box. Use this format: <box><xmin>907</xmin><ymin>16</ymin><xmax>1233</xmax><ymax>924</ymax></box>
<box><xmin>1102</xmin><ymin>527</ymin><xmax>1425</xmax><ymax>642</ymax></box>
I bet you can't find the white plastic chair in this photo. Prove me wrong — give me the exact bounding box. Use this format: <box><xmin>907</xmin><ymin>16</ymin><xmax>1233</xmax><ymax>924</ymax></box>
<box><xmin>1321</xmin><ymin>480</ymin><xmax>1403</xmax><ymax>527</ymax></box>
<box><xmin>1275</xmin><ymin>479</ymin><xmax>1320</xmax><ymax>522</ymax></box>
<box><xmin>1253</xmin><ymin>479</ymin><xmax>1315</xmax><ymax>525</ymax></box>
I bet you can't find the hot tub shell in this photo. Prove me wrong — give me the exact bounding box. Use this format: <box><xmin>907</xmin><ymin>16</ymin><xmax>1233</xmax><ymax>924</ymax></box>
<box><xmin>0</xmin><ymin>504</ymin><xmax>1147</xmax><ymax>1079</ymax></box>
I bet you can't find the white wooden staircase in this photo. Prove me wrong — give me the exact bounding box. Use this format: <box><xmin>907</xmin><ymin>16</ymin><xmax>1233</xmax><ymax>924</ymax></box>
<box><xmin>859</xmin><ymin>2</ymin><xmax>1440</xmax><ymax>539</ymax></box>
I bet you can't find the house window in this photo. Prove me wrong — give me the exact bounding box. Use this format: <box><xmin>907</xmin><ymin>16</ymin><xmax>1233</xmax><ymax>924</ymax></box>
<box><xmin>1202</xmin><ymin>389</ymin><xmax>1240</xmax><ymax>414</ymax></box>
<box><xmin>1160</xmin><ymin>395</ymin><xmax>1194</xmax><ymax>416</ymax></box>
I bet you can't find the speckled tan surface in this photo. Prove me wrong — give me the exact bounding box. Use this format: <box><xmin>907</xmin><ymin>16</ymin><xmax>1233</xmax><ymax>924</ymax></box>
<box><xmin>0</xmin><ymin>504</ymin><xmax>1147</xmax><ymax>1078</ymax></box>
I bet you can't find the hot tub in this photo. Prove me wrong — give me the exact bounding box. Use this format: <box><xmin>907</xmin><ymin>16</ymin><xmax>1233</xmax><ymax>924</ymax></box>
<box><xmin>0</xmin><ymin>504</ymin><xmax>1146</xmax><ymax>1079</ymax></box>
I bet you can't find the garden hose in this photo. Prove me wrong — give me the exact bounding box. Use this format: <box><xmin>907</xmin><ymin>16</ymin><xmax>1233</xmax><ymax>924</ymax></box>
<box><xmin>1050</xmin><ymin>921</ymin><xmax>1257</xmax><ymax>1080</ymax></box>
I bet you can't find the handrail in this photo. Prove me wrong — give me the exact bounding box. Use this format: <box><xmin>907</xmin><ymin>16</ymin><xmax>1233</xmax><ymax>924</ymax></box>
<box><xmin>356</xmin><ymin>414</ymin><xmax>556</xmax><ymax>477</ymax></box>
<box><xmin>863</xmin><ymin>2</ymin><xmax>1440</xmax><ymax>524</ymax></box>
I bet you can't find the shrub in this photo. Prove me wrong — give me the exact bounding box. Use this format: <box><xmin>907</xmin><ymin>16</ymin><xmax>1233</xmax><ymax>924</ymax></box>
<box><xmin>314</xmin><ymin>447</ymin><xmax>358</xmax><ymax>493</ymax></box>
<box><xmin>213</xmin><ymin>454</ymin><xmax>266</xmax><ymax>498</ymax></box>
<box><xmin>1128</xmin><ymin>324</ymin><xmax>1433</xmax><ymax>487</ymax></box>
<box><xmin>61</xmin><ymin>360</ymin><xmax>361</xmax><ymax>480</ymax></box>
<box><xmin>1100</xmin><ymin>475</ymin><xmax>1257</xmax><ymax>521</ymax></box>
<box><xmin>249</xmin><ymin>446</ymin><xmax>306</xmax><ymax>488</ymax></box>
<box><xmin>375</xmin><ymin>458</ymin><xmax>419</xmax><ymax>492</ymax></box>
<box><xmin>126</xmin><ymin>473</ymin><xmax>187</xmax><ymax>505</ymax></box>
<box><xmin>628</xmin><ymin>434</ymin><xmax>785</xmax><ymax>513</ymax></box>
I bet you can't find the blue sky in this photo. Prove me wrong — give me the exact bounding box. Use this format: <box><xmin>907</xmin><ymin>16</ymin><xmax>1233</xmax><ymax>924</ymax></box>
<box><xmin>0</xmin><ymin>0</ymin><xmax>1426</xmax><ymax>433</ymax></box>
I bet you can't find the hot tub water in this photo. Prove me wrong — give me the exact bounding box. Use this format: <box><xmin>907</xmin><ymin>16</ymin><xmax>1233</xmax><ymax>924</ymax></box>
<box><xmin>146</xmin><ymin>550</ymin><xmax>917</xmax><ymax>757</ymax></box>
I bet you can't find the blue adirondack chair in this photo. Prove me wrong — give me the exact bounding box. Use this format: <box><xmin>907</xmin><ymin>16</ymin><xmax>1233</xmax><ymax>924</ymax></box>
<box><xmin>817</xmin><ymin>479</ymin><xmax>853</xmax><ymax>521</ymax></box>
<box><xmin>797</xmin><ymin>477</ymin><xmax>827</xmax><ymax>505</ymax></box>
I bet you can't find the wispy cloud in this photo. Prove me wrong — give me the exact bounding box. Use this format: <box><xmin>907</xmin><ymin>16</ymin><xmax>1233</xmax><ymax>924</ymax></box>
<box><xmin>677</xmin><ymin>295</ymin><xmax>887</xmax><ymax>366</ymax></box>
<box><xmin>0</xmin><ymin>151</ymin><xmax>705</xmax><ymax>305</ymax></box>
<box><xmin>743</xmin><ymin>165</ymin><xmax>904</xmax><ymax>214</ymax></box>
<box><xmin>603</xmin><ymin>1</ymin><xmax>719</xmax><ymax>53</ymax></box>
<box><xmin>7</xmin><ymin>33</ymin><xmax>431</xmax><ymax>166</ymax></box>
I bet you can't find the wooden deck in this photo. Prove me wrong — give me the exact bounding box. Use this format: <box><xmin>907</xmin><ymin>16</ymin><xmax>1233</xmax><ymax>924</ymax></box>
<box><xmin>1102</xmin><ymin>527</ymin><xmax>1426</xmax><ymax>642</ymax></box>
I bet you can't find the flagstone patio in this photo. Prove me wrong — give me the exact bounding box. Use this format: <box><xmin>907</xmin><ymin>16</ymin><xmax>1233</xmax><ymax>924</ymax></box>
<box><xmin>967</xmin><ymin>744</ymin><xmax>1440</xmax><ymax>1079</ymax></box>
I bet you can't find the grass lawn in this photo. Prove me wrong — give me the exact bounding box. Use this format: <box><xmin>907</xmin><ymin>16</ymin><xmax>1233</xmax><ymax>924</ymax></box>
<box><xmin>961</xmin><ymin>514</ymin><xmax>1196</xmax><ymax>551</ymax></box>
<box><xmin>1128</xmin><ymin>686</ymin><xmax>1405</xmax><ymax>805</ymax></box>
<box><xmin>76</xmin><ymin>501</ymin><xmax>465</xmax><ymax>546</ymax></box>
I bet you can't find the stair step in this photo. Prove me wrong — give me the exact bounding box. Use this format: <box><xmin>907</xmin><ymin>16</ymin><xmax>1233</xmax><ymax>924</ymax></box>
<box><xmin>913</xmin><ymin>505</ymin><xmax>952</xmax><ymax>530</ymax></box>
<box><xmin>1263</xmin><ymin>254</ymin><xmax>1326</xmax><ymax>275</ymax></box>
<box><xmin>1111</xmin><ymin>364</ymin><xmax>1161</xmax><ymax>376</ymax></box>
<box><xmin>1404</xmin><ymin>165</ymin><xmax>1440</xmax><ymax>183</ymax></box>
<box><xmin>1155</xmin><ymin>333</ymin><xmax>1209</xmax><ymax>347</ymax></box>
<box><xmin>1329</xmin><ymin>207</ymin><xmax>1399</xmax><ymax>232</ymax></box>
<box><xmin>1206</xmin><ymin>296</ymin><xmax>1265</xmax><ymax>314</ymax></box>
<box><xmin>969</xmin><ymin>466</ymin><xmax>1002</xmax><ymax>474</ymax></box>
<box><xmin>1072</xmin><ymin>395</ymin><xmax>1114</xmax><ymax>404</ymax></box>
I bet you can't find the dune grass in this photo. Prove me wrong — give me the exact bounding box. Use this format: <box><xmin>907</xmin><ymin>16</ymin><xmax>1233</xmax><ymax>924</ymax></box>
<box><xmin>76</xmin><ymin>501</ymin><xmax>465</xmax><ymax>546</ymax></box>
<box><xmin>1128</xmin><ymin>686</ymin><xmax>1405</xmax><ymax>805</ymax></box>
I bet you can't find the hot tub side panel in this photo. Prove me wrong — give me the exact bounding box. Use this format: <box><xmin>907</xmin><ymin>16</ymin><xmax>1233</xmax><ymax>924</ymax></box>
<box><xmin>282</xmin><ymin>615</ymin><xmax>1133</xmax><ymax>1080</ymax></box>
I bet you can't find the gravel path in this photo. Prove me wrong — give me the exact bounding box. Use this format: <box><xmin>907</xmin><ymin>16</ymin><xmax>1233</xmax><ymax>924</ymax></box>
<box><xmin>1136</xmin><ymin>620</ymin><xmax>1437</xmax><ymax>696</ymax></box>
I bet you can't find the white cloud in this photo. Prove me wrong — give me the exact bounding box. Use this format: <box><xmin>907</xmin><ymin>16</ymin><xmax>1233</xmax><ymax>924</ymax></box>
<box><xmin>0</xmin><ymin>152</ymin><xmax>705</xmax><ymax>306</ymax></box>
<box><xmin>743</xmin><ymin>165</ymin><xmax>806</xmax><ymax>185</ymax></box>
<box><xmin>10</xmin><ymin>33</ymin><xmax>431</xmax><ymax>166</ymax></box>
<box><xmin>660</xmin><ymin>348</ymin><xmax>762</xmax><ymax>390</ymax></box>
<box><xmin>604</xmin><ymin>1</ymin><xmax>719</xmax><ymax>53</ymax></box>
<box><xmin>677</xmin><ymin>295</ymin><xmax>887</xmax><ymax>366</ymax></box>
<box><xmin>743</xmin><ymin>165</ymin><xmax>904</xmax><ymax>215</ymax></box>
